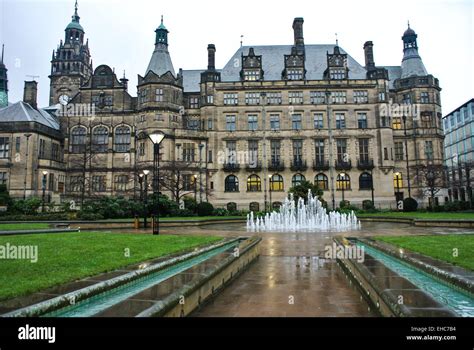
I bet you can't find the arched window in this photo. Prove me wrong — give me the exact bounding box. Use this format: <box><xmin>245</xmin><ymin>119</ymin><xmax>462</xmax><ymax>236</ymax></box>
<box><xmin>272</xmin><ymin>201</ymin><xmax>282</xmax><ymax>210</ymax></box>
<box><xmin>292</xmin><ymin>174</ymin><xmax>306</xmax><ymax>187</ymax></box>
<box><xmin>71</xmin><ymin>126</ymin><xmax>86</xmax><ymax>153</ymax></box>
<box><xmin>227</xmin><ymin>202</ymin><xmax>237</xmax><ymax>212</ymax></box>
<box><xmin>249</xmin><ymin>202</ymin><xmax>260</xmax><ymax>212</ymax></box>
<box><xmin>247</xmin><ymin>175</ymin><xmax>261</xmax><ymax>192</ymax></box>
<box><xmin>92</xmin><ymin>126</ymin><xmax>108</xmax><ymax>153</ymax></box>
<box><xmin>270</xmin><ymin>174</ymin><xmax>284</xmax><ymax>192</ymax></box>
<box><xmin>336</xmin><ymin>173</ymin><xmax>351</xmax><ymax>190</ymax></box>
<box><xmin>315</xmin><ymin>173</ymin><xmax>329</xmax><ymax>190</ymax></box>
<box><xmin>225</xmin><ymin>175</ymin><xmax>239</xmax><ymax>192</ymax></box>
<box><xmin>359</xmin><ymin>172</ymin><xmax>373</xmax><ymax>190</ymax></box>
<box><xmin>114</xmin><ymin>125</ymin><xmax>131</xmax><ymax>152</ymax></box>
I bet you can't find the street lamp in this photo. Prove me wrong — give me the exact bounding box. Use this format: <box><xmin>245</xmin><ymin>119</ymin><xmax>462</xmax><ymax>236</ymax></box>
<box><xmin>426</xmin><ymin>169</ymin><xmax>436</xmax><ymax>211</ymax></box>
<box><xmin>148</xmin><ymin>131</ymin><xmax>165</xmax><ymax>235</ymax></box>
<box><xmin>268</xmin><ymin>174</ymin><xmax>272</xmax><ymax>211</ymax></box>
<box><xmin>23</xmin><ymin>133</ymin><xmax>32</xmax><ymax>200</ymax></box>
<box><xmin>394</xmin><ymin>172</ymin><xmax>402</xmax><ymax>210</ymax></box>
<box><xmin>41</xmin><ymin>171</ymin><xmax>48</xmax><ymax>212</ymax></box>
<box><xmin>339</xmin><ymin>173</ymin><xmax>346</xmax><ymax>204</ymax></box>
<box><xmin>193</xmin><ymin>174</ymin><xmax>198</xmax><ymax>212</ymax></box>
<box><xmin>143</xmin><ymin>170</ymin><xmax>150</xmax><ymax>229</ymax></box>
<box><xmin>198</xmin><ymin>143</ymin><xmax>204</xmax><ymax>203</ymax></box>
<box><xmin>402</xmin><ymin>115</ymin><xmax>412</xmax><ymax>198</ymax></box>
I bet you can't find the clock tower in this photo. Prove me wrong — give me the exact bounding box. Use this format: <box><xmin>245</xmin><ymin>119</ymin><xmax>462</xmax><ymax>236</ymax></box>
<box><xmin>0</xmin><ymin>44</ymin><xmax>8</xmax><ymax>108</ymax></box>
<box><xmin>49</xmin><ymin>1</ymin><xmax>93</xmax><ymax>106</ymax></box>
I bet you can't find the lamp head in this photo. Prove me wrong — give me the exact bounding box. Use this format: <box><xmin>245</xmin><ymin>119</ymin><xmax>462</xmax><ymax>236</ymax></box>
<box><xmin>149</xmin><ymin>131</ymin><xmax>165</xmax><ymax>145</ymax></box>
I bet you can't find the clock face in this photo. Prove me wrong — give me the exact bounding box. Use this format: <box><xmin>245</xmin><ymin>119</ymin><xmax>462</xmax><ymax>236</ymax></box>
<box><xmin>59</xmin><ymin>94</ymin><xmax>70</xmax><ymax>106</ymax></box>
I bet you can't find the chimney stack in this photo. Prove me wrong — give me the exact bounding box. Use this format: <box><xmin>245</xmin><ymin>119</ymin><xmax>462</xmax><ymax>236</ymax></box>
<box><xmin>23</xmin><ymin>81</ymin><xmax>38</xmax><ymax>109</ymax></box>
<box><xmin>363</xmin><ymin>41</ymin><xmax>375</xmax><ymax>70</ymax></box>
<box><xmin>292</xmin><ymin>18</ymin><xmax>305</xmax><ymax>55</ymax></box>
<box><xmin>207</xmin><ymin>44</ymin><xmax>216</xmax><ymax>71</ymax></box>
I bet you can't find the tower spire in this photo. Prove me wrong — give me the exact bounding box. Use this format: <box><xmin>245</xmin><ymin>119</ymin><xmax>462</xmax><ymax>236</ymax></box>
<box><xmin>1</xmin><ymin>44</ymin><xmax>4</xmax><ymax>65</ymax></box>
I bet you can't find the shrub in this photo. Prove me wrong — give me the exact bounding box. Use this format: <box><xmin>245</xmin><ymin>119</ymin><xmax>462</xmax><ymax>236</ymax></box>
<box><xmin>213</xmin><ymin>208</ymin><xmax>229</xmax><ymax>217</ymax></box>
<box><xmin>77</xmin><ymin>211</ymin><xmax>104</xmax><ymax>221</ymax></box>
<box><xmin>403</xmin><ymin>197</ymin><xmax>418</xmax><ymax>212</ymax></box>
<box><xmin>10</xmin><ymin>197</ymin><xmax>42</xmax><ymax>215</ymax></box>
<box><xmin>0</xmin><ymin>184</ymin><xmax>12</xmax><ymax>207</ymax></box>
<box><xmin>289</xmin><ymin>181</ymin><xmax>323</xmax><ymax>203</ymax></box>
<box><xmin>362</xmin><ymin>200</ymin><xmax>375</xmax><ymax>211</ymax></box>
<box><xmin>183</xmin><ymin>197</ymin><xmax>198</xmax><ymax>212</ymax></box>
<box><xmin>197</xmin><ymin>202</ymin><xmax>214</xmax><ymax>216</ymax></box>
<box><xmin>339</xmin><ymin>200</ymin><xmax>351</xmax><ymax>209</ymax></box>
<box><xmin>169</xmin><ymin>208</ymin><xmax>195</xmax><ymax>217</ymax></box>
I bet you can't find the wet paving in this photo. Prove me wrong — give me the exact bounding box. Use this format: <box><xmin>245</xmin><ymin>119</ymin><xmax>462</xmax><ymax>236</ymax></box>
<box><xmin>154</xmin><ymin>222</ymin><xmax>472</xmax><ymax>317</ymax></box>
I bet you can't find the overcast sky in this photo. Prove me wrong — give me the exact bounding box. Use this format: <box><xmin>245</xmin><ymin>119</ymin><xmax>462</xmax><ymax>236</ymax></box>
<box><xmin>0</xmin><ymin>0</ymin><xmax>472</xmax><ymax>114</ymax></box>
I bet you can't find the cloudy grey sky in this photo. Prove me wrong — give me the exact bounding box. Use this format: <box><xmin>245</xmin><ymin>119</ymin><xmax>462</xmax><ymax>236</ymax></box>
<box><xmin>0</xmin><ymin>0</ymin><xmax>472</xmax><ymax>114</ymax></box>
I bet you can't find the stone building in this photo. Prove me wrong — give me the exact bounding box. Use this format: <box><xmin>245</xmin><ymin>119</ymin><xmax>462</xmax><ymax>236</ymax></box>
<box><xmin>0</xmin><ymin>3</ymin><xmax>445</xmax><ymax>210</ymax></box>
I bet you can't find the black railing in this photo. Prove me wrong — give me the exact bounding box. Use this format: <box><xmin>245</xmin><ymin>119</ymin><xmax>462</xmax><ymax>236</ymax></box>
<box><xmin>268</xmin><ymin>160</ymin><xmax>285</xmax><ymax>172</ymax></box>
<box><xmin>357</xmin><ymin>159</ymin><xmax>375</xmax><ymax>170</ymax></box>
<box><xmin>290</xmin><ymin>160</ymin><xmax>308</xmax><ymax>171</ymax></box>
<box><xmin>223</xmin><ymin>163</ymin><xmax>240</xmax><ymax>172</ymax></box>
<box><xmin>313</xmin><ymin>160</ymin><xmax>330</xmax><ymax>171</ymax></box>
<box><xmin>335</xmin><ymin>160</ymin><xmax>352</xmax><ymax>170</ymax></box>
<box><xmin>246</xmin><ymin>161</ymin><xmax>262</xmax><ymax>172</ymax></box>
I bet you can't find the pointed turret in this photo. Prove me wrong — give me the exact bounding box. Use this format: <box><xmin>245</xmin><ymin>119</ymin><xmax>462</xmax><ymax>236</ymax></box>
<box><xmin>401</xmin><ymin>23</ymin><xmax>427</xmax><ymax>78</ymax></box>
<box><xmin>145</xmin><ymin>16</ymin><xmax>176</xmax><ymax>77</ymax></box>
<box><xmin>0</xmin><ymin>45</ymin><xmax>8</xmax><ymax>108</ymax></box>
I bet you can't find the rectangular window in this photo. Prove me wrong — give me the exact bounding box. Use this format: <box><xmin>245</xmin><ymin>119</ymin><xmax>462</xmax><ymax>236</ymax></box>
<box><xmin>183</xmin><ymin>143</ymin><xmax>195</xmax><ymax>162</ymax></box>
<box><xmin>243</xmin><ymin>70</ymin><xmax>260</xmax><ymax>81</ymax></box>
<box><xmin>330</xmin><ymin>68</ymin><xmax>346</xmax><ymax>80</ymax></box>
<box><xmin>139</xmin><ymin>142</ymin><xmax>145</xmax><ymax>157</ymax></box>
<box><xmin>92</xmin><ymin>176</ymin><xmax>106</xmax><ymax>192</ymax></box>
<box><xmin>39</xmin><ymin>139</ymin><xmax>46</xmax><ymax>159</ymax></box>
<box><xmin>226</xmin><ymin>141</ymin><xmax>236</xmax><ymax>164</ymax></box>
<box><xmin>292</xmin><ymin>140</ymin><xmax>303</xmax><ymax>164</ymax></box>
<box><xmin>248</xmin><ymin>140</ymin><xmax>258</xmax><ymax>165</ymax></box>
<box><xmin>226</xmin><ymin>115</ymin><xmax>236</xmax><ymax>132</ymax></box>
<box><xmin>139</xmin><ymin>89</ymin><xmax>148</xmax><ymax>103</ymax></box>
<box><xmin>357</xmin><ymin>113</ymin><xmax>368</xmax><ymax>129</ymax></box>
<box><xmin>336</xmin><ymin>139</ymin><xmax>347</xmax><ymax>162</ymax></box>
<box><xmin>208</xmin><ymin>150</ymin><xmax>213</xmax><ymax>163</ymax></box>
<box><xmin>207</xmin><ymin>118</ymin><xmax>213</xmax><ymax>130</ymax></box>
<box><xmin>52</xmin><ymin>143</ymin><xmax>60</xmax><ymax>161</ymax></box>
<box><xmin>189</xmin><ymin>96</ymin><xmax>199</xmax><ymax>109</ymax></box>
<box><xmin>245</xmin><ymin>92</ymin><xmax>260</xmax><ymax>105</ymax></box>
<box><xmin>248</xmin><ymin>115</ymin><xmax>258</xmax><ymax>131</ymax></box>
<box><xmin>315</xmin><ymin>139</ymin><xmax>325</xmax><ymax>163</ymax></box>
<box><xmin>353</xmin><ymin>90</ymin><xmax>368</xmax><ymax>104</ymax></box>
<box><xmin>378</xmin><ymin>91</ymin><xmax>386</xmax><ymax>102</ymax></box>
<box><xmin>402</xmin><ymin>93</ymin><xmax>412</xmax><ymax>104</ymax></box>
<box><xmin>0</xmin><ymin>137</ymin><xmax>9</xmax><ymax>158</ymax></box>
<box><xmin>287</xmin><ymin>69</ymin><xmax>303</xmax><ymax>80</ymax></box>
<box><xmin>48</xmin><ymin>173</ymin><xmax>55</xmax><ymax>191</ymax></box>
<box><xmin>223</xmin><ymin>93</ymin><xmax>238</xmax><ymax>105</ymax></box>
<box><xmin>270</xmin><ymin>114</ymin><xmax>280</xmax><ymax>130</ymax></box>
<box><xmin>187</xmin><ymin>119</ymin><xmax>199</xmax><ymax>130</ymax></box>
<box><xmin>359</xmin><ymin>138</ymin><xmax>369</xmax><ymax>162</ymax></box>
<box><xmin>292</xmin><ymin>114</ymin><xmax>302</xmax><ymax>130</ymax></box>
<box><xmin>420</xmin><ymin>92</ymin><xmax>430</xmax><ymax>103</ymax></box>
<box><xmin>384</xmin><ymin>147</ymin><xmax>389</xmax><ymax>160</ymax></box>
<box><xmin>69</xmin><ymin>176</ymin><xmax>83</xmax><ymax>192</ymax></box>
<box><xmin>114</xmin><ymin>175</ymin><xmax>129</xmax><ymax>191</ymax></box>
<box><xmin>182</xmin><ymin>174</ymin><xmax>194</xmax><ymax>191</ymax></box>
<box><xmin>425</xmin><ymin>141</ymin><xmax>434</xmax><ymax>160</ymax></box>
<box><xmin>15</xmin><ymin>137</ymin><xmax>20</xmax><ymax>153</ymax></box>
<box><xmin>392</xmin><ymin>117</ymin><xmax>402</xmax><ymax>130</ymax></box>
<box><xmin>267</xmin><ymin>92</ymin><xmax>282</xmax><ymax>105</ymax></box>
<box><xmin>206</xmin><ymin>95</ymin><xmax>214</xmax><ymax>104</ymax></box>
<box><xmin>271</xmin><ymin>140</ymin><xmax>281</xmax><ymax>164</ymax></box>
<box><xmin>394</xmin><ymin>142</ymin><xmax>404</xmax><ymax>161</ymax></box>
<box><xmin>331</xmin><ymin>91</ymin><xmax>347</xmax><ymax>104</ymax></box>
<box><xmin>314</xmin><ymin>113</ymin><xmax>324</xmax><ymax>129</ymax></box>
<box><xmin>289</xmin><ymin>91</ymin><xmax>303</xmax><ymax>104</ymax></box>
<box><xmin>310</xmin><ymin>91</ymin><xmax>326</xmax><ymax>104</ymax></box>
<box><xmin>335</xmin><ymin>113</ymin><xmax>346</xmax><ymax>129</ymax></box>
<box><xmin>0</xmin><ymin>172</ymin><xmax>7</xmax><ymax>185</ymax></box>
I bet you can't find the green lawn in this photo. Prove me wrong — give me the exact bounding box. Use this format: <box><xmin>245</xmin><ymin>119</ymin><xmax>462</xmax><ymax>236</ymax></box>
<box><xmin>374</xmin><ymin>234</ymin><xmax>474</xmax><ymax>271</ymax></box>
<box><xmin>359</xmin><ymin>212</ymin><xmax>474</xmax><ymax>220</ymax></box>
<box><xmin>0</xmin><ymin>223</ymin><xmax>51</xmax><ymax>231</ymax></box>
<box><xmin>0</xmin><ymin>232</ymin><xmax>221</xmax><ymax>301</ymax></box>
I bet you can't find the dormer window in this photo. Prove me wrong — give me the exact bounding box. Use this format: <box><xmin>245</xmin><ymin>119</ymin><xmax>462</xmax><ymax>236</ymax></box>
<box><xmin>287</xmin><ymin>69</ymin><xmax>304</xmax><ymax>80</ymax></box>
<box><xmin>329</xmin><ymin>68</ymin><xmax>346</xmax><ymax>80</ymax></box>
<box><xmin>243</xmin><ymin>69</ymin><xmax>260</xmax><ymax>81</ymax></box>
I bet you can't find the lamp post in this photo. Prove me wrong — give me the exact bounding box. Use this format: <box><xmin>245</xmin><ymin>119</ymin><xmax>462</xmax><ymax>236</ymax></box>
<box><xmin>325</xmin><ymin>91</ymin><xmax>336</xmax><ymax>210</ymax></box>
<box><xmin>23</xmin><ymin>133</ymin><xmax>32</xmax><ymax>200</ymax></box>
<box><xmin>198</xmin><ymin>143</ymin><xmax>204</xmax><ymax>203</ymax></box>
<box><xmin>394</xmin><ymin>172</ymin><xmax>401</xmax><ymax>210</ymax></box>
<box><xmin>193</xmin><ymin>174</ymin><xmax>198</xmax><ymax>213</ymax></box>
<box><xmin>268</xmin><ymin>174</ymin><xmax>272</xmax><ymax>211</ymax></box>
<box><xmin>261</xmin><ymin>92</ymin><xmax>268</xmax><ymax>213</ymax></box>
<box><xmin>143</xmin><ymin>170</ymin><xmax>149</xmax><ymax>229</ymax></box>
<box><xmin>426</xmin><ymin>169</ymin><xmax>435</xmax><ymax>211</ymax></box>
<box><xmin>148</xmin><ymin>131</ymin><xmax>165</xmax><ymax>235</ymax></box>
<box><xmin>402</xmin><ymin>115</ymin><xmax>412</xmax><ymax>198</ymax></box>
<box><xmin>339</xmin><ymin>173</ymin><xmax>346</xmax><ymax>204</ymax></box>
<box><xmin>41</xmin><ymin>171</ymin><xmax>48</xmax><ymax>212</ymax></box>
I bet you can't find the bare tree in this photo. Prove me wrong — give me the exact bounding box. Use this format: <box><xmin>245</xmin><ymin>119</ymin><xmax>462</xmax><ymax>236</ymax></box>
<box><xmin>414</xmin><ymin>163</ymin><xmax>446</xmax><ymax>209</ymax></box>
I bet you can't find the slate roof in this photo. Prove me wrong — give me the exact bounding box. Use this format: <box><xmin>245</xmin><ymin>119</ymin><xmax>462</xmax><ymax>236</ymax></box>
<box><xmin>146</xmin><ymin>45</ymin><xmax>176</xmax><ymax>78</ymax></box>
<box><xmin>401</xmin><ymin>47</ymin><xmax>427</xmax><ymax>78</ymax></box>
<box><xmin>0</xmin><ymin>101</ymin><xmax>60</xmax><ymax>130</ymax></box>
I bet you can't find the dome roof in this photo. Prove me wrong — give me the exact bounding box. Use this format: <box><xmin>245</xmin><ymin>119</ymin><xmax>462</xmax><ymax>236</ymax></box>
<box><xmin>403</xmin><ymin>26</ymin><xmax>416</xmax><ymax>37</ymax></box>
<box><xmin>66</xmin><ymin>20</ymin><xmax>84</xmax><ymax>31</ymax></box>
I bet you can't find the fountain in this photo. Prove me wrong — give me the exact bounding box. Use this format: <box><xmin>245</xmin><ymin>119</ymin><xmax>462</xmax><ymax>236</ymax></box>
<box><xmin>246</xmin><ymin>190</ymin><xmax>360</xmax><ymax>232</ymax></box>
